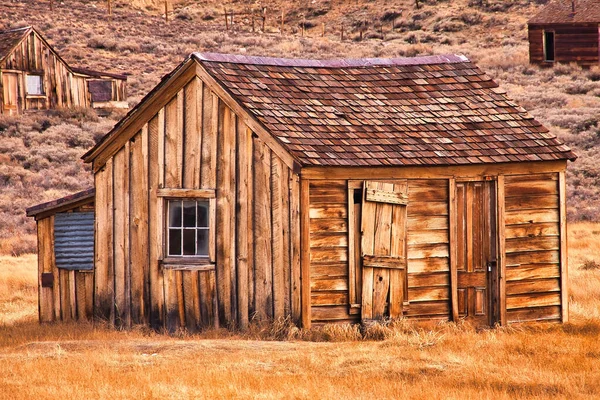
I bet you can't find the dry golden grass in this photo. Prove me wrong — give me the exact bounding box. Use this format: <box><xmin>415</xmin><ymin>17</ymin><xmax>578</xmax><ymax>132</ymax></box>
<box><xmin>1</xmin><ymin>223</ymin><xmax>600</xmax><ymax>399</ymax></box>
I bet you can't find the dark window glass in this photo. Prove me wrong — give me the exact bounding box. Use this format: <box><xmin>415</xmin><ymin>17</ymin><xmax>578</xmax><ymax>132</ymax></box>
<box><xmin>169</xmin><ymin>201</ymin><xmax>182</xmax><ymax>227</ymax></box>
<box><xmin>183</xmin><ymin>229</ymin><xmax>196</xmax><ymax>255</ymax></box>
<box><xmin>169</xmin><ymin>229</ymin><xmax>181</xmax><ymax>255</ymax></box>
<box><xmin>198</xmin><ymin>203</ymin><xmax>209</xmax><ymax>227</ymax></box>
<box><xmin>197</xmin><ymin>229</ymin><xmax>208</xmax><ymax>256</ymax></box>
<box><xmin>183</xmin><ymin>201</ymin><xmax>196</xmax><ymax>227</ymax></box>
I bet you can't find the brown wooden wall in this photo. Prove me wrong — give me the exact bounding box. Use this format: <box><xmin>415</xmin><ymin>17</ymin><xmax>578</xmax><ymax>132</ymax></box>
<box><xmin>0</xmin><ymin>30</ymin><xmax>125</xmax><ymax>114</ymax></box>
<box><xmin>304</xmin><ymin>168</ymin><xmax>567</xmax><ymax>327</ymax></box>
<box><xmin>529</xmin><ymin>23</ymin><xmax>599</xmax><ymax>65</ymax></box>
<box><xmin>94</xmin><ymin>75</ymin><xmax>301</xmax><ymax>331</ymax></box>
<box><xmin>37</xmin><ymin>216</ymin><xmax>94</xmax><ymax>323</ymax></box>
<box><xmin>504</xmin><ymin>173</ymin><xmax>562</xmax><ymax>323</ymax></box>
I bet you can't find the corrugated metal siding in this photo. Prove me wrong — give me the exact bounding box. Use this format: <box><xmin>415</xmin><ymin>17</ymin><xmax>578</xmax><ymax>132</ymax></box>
<box><xmin>54</xmin><ymin>212</ymin><xmax>94</xmax><ymax>271</ymax></box>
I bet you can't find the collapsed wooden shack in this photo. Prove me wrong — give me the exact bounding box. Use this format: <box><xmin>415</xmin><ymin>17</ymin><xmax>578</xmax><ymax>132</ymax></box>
<box><xmin>528</xmin><ymin>0</ymin><xmax>600</xmax><ymax>66</ymax></box>
<box><xmin>0</xmin><ymin>26</ymin><xmax>127</xmax><ymax>115</ymax></box>
<box><xmin>29</xmin><ymin>53</ymin><xmax>576</xmax><ymax>331</ymax></box>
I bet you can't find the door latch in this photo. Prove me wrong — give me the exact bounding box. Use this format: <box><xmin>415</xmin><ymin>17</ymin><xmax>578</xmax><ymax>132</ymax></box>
<box><xmin>487</xmin><ymin>260</ymin><xmax>497</xmax><ymax>272</ymax></box>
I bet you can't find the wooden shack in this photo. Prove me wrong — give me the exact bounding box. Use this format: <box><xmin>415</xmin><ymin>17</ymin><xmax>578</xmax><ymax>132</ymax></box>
<box><xmin>0</xmin><ymin>26</ymin><xmax>127</xmax><ymax>115</ymax></box>
<box><xmin>26</xmin><ymin>189</ymin><xmax>95</xmax><ymax>323</ymax></box>
<box><xmin>30</xmin><ymin>53</ymin><xmax>576</xmax><ymax>331</ymax></box>
<box><xmin>529</xmin><ymin>0</ymin><xmax>600</xmax><ymax>66</ymax></box>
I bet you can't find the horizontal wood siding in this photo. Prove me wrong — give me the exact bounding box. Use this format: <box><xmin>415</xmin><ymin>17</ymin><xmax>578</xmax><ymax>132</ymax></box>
<box><xmin>93</xmin><ymin>74</ymin><xmax>298</xmax><ymax>331</ymax></box>
<box><xmin>504</xmin><ymin>173</ymin><xmax>561</xmax><ymax>323</ymax></box>
<box><xmin>406</xmin><ymin>179</ymin><xmax>450</xmax><ymax>319</ymax></box>
<box><xmin>309</xmin><ymin>180</ymin><xmax>356</xmax><ymax>324</ymax></box>
<box><xmin>529</xmin><ymin>23</ymin><xmax>599</xmax><ymax>65</ymax></box>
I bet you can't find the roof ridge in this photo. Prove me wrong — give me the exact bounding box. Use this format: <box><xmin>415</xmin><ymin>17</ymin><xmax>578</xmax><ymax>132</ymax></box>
<box><xmin>0</xmin><ymin>25</ymin><xmax>32</xmax><ymax>34</ymax></box>
<box><xmin>193</xmin><ymin>52</ymin><xmax>470</xmax><ymax>68</ymax></box>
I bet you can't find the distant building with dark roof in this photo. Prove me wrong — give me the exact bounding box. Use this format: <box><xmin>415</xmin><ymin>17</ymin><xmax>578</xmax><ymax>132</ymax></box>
<box><xmin>0</xmin><ymin>26</ymin><xmax>128</xmax><ymax>115</ymax></box>
<box><xmin>528</xmin><ymin>0</ymin><xmax>600</xmax><ymax>65</ymax></box>
<box><xmin>29</xmin><ymin>53</ymin><xmax>575</xmax><ymax>331</ymax></box>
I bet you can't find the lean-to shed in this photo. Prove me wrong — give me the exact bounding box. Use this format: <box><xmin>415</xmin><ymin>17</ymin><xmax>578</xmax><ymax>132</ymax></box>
<box><xmin>0</xmin><ymin>26</ymin><xmax>127</xmax><ymax>115</ymax></box>
<box><xmin>30</xmin><ymin>53</ymin><xmax>576</xmax><ymax>331</ymax></box>
<box><xmin>528</xmin><ymin>0</ymin><xmax>600</xmax><ymax>66</ymax></box>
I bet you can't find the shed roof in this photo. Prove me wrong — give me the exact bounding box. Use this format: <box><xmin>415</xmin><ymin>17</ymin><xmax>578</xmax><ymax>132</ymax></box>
<box><xmin>529</xmin><ymin>0</ymin><xmax>600</xmax><ymax>24</ymax></box>
<box><xmin>26</xmin><ymin>188</ymin><xmax>95</xmax><ymax>219</ymax></box>
<box><xmin>0</xmin><ymin>26</ymin><xmax>30</xmax><ymax>64</ymax></box>
<box><xmin>195</xmin><ymin>53</ymin><xmax>575</xmax><ymax>166</ymax></box>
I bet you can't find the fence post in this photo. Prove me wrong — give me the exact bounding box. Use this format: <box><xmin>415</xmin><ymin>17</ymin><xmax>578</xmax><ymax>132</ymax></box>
<box><xmin>262</xmin><ymin>7</ymin><xmax>267</xmax><ymax>32</ymax></box>
<box><xmin>165</xmin><ymin>1</ymin><xmax>169</xmax><ymax>23</ymax></box>
<box><xmin>281</xmin><ymin>9</ymin><xmax>284</xmax><ymax>34</ymax></box>
<box><xmin>224</xmin><ymin>7</ymin><xmax>229</xmax><ymax>31</ymax></box>
<box><xmin>340</xmin><ymin>24</ymin><xmax>344</xmax><ymax>41</ymax></box>
<box><xmin>107</xmin><ymin>0</ymin><xmax>112</xmax><ymax>16</ymax></box>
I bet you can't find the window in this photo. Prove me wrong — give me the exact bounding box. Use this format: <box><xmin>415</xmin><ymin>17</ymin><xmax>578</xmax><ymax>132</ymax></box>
<box><xmin>88</xmin><ymin>80</ymin><xmax>113</xmax><ymax>102</ymax></box>
<box><xmin>544</xmin><ymin>31</ymin><xmax>555</xmax><ymax>62</ymax></box>
<box><xmin>26</xmin><ymin>74</ymin><xmax>43</xmax><ymax>95</ymax></box>
<box><xmin>167</xmin><ymin>199</ymin><xmax>209</xmax><ymax>257</ymax></box>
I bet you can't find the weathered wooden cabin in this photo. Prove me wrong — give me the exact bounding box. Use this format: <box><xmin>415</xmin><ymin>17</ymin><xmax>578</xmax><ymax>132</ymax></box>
<box><xmin>0</xmin><ymin>26</ymin><xmax>127</xmax><ymax>115</ymax></box>
<box><xmin>529</xmin><ymin>0</ymin><xmax>600</xmax><ymax>66</ymax></box>
<box><xmin>29</xmin><ymin>53</ymin><xmax>576</xmax><ymax>332</ymax></box>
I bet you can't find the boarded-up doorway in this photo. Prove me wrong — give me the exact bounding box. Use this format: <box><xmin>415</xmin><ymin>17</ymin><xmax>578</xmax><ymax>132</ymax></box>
<box><xmin>2</xmin><ymin>72</ymin><xmax>19</xmax><ymax>115</ymax></box>
<box><xmin>455</xmin><ymin>180</ymin><xmax>499</xmax><ymax>327</ymax></box>
<box><xmin>359</xmin><ymin>180</ymin><xmax>408</xmax><ymax>321</ymax></box>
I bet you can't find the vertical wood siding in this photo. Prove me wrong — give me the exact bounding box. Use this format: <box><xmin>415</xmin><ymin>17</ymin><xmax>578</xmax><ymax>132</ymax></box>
<box><xmin>37</xmin><ymin>215</ymin><xmax>94</xmax><ymax>323</ymax></box>
<box><xmin>93</xmin><ymin>76</ymin><xmax>300</xmax><ymax>330</ymax></box>
<box><xmin>504</xmin><ymin>173</ymin><xmax>561</xmax><ymax>323</ymax></box>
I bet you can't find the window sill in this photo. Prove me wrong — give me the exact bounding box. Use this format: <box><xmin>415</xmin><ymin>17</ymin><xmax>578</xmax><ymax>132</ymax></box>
<box><xmin>26</xmin><ymin>94</ymin><xmax>46</xmax><ymax>98</ymax></box>
<box><xmin>160</xmin><ymin>257</ymin><xmax>214</xmax><ymax>271</ymax></box>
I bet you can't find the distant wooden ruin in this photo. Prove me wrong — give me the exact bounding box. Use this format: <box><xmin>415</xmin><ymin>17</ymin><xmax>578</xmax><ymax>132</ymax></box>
<box><xmin>529</xmin><ymin>0</ymin><xmax>600</xmax><ymax>66</ymax></box>
<box><xmin>0</xmin><ymin>26</ymin><xmax>127</xmax><ymax>115</ymax></box>
<box><xmin>28</xmin><ymin>53</ymin><xmax>576</xmax><ymax>331</ymax></box>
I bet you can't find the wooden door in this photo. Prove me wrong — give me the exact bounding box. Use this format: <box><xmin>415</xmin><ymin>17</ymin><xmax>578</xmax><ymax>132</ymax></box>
<box><xmin>2</xmin><ymin>73</ymin><xmax>19</xmax><ymax>115</ymax></box>
<box><xmin>361</xmin><ymin>180</ymin><xmax>408</xmax><ymax>321</ymax></box>
<box><xmin>456</xmin><ymin>180</ymin><xmax>498</xmax><ymax>327</ymax></box>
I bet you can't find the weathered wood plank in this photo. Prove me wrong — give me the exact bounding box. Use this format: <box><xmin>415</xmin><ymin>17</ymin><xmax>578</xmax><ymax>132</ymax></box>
<box><xmin>559</xmin><ymin>171</ymin><xmax>568</xmax><ymax>323</ymax></box>
<box><xmin>309</xmin><ymin>218</ymin><xmax>347</xmax><ymax>233</ymax></box>
<box><xmin>505</xmin><ymin>194</ymin><xmax>559</xmax><ymax>211</ymax></box>
<box><xmin>448</xmin><ymin>178</ymin><xmax>458</xmax><ymax>321</ymax></box>
<box><xmin>408</xmin><ymin>215</ymin><xmax>449</xmax><ymax>231</ymax></box>
<box><xmin>165</xmin><ymin>96</ymin><xmax>182</xmax><ymax>188</ymax></box>
<box><xmin>311</xmin><ymin>278</ymin><xmax>348</xmax><ymax>291</ymax></box>
<box><xmin>505</xmin><ymin>236</ymin><xmax>560</xmax><ymax>253</ymax></box>
<box><xmin>236</xmin><ymin>123</ymin><xmax>251</xmax><ymax>329</ymax></box>
<box><xmin>163</xmin><ymin>269</ymin><xmax>180</xmax><ymax>332</ymax></box>
<box><xmin>506</xmin><ymin>264</ymin><xmax>560</xmax><ymax>281</ymax></box>
<box><xmin>407</xmin><ymin>243</ymin><xmax>449</xmax><ymax>259</ymax></box>
<box><xmin>504</xmin><ymin>180</ymin><xmax>558</xmax><ymax>196</ymax></box>
<box><xmin>253</xmin><ymin>139</ymin><xmax>272</xmax><ymax>320</ymax></box>
<box><xmin>310</xmin><ymin>263</ymin><xmax>348</xmax><ymax>278</ymax></box>
<box><xmin>310</xmin><ymin>248</ymin><xmax>348</xmax><ymax>263</ymax></box>
<box><xmin>504</xmin><ymin>209</ymin><xmax>559</xmax><ymax>225</ymax></box>
<box><xmin>407</xmin><ymin>201</ymin><xmax>448</xmax><ymax>216</ymax></box>
<box><xmin>506</xmin><ymin>293</ymin><xmax>561</xmax><ymax>309</ymax></box>
<box><xmin>407</xmin><ymin>229</ymin><xmax>449</xmax><ymax>245</ymax></box>
<box><xmin>300</xmin><ymin>178</ymin><xmax>311</xmax><ymax>328</ymax></box>
<box><xmin>505</xmin><ymin>250</ymin><xmax>559</xmax><ymax>265</ymax></box>
<box><xmin>311</xmin><ymin>292</ymin><xmax>348</xmax><ymax>306</ymax></box>
<box><xmin>183</xmin><ymin>271</ymin><xmax>197</xmax><ymax>332</ymax></box>
<box><xmin>309</xmin><ymin>232</ymin><xmax>348</xmax><ymax>248</ymax></box>
<box><xmin>505</xmin><ymin>222</ymin><xmax>559</xmax><ymax>239</ymax></box>
<box><xmin>129</xmin><ymin>127</ymin><xmax>149</xmax><ymax>325</ymax></box>
<box><xmin>506</xmin><ymin>278</ymin><xmax>560</xmax><ymax>296</ymax></box>
<box><xmin>94</xmin><ymin>159</ymin><xmax>114</xmax><ymax>323</ymax></box>
<box><xmin>310</xmin><ymin>305</ymin><xmax>353</xmax><ymax>321</ymax></box>
<box><xmin>506</xmin><ymin>305</ymin><xmax>561</xmax><ymax>323</ymax></box>
<box><xmin>148</xmin><ymin>114</ymin><xmax>165</xmax><ymax>328</ymax></box>
<box><xmin>37</xmin><ymin>217</ymin><xmax>55</xmax><ymax>322</ymax></box>
<box><xmin>408</xmin><ymin>272</ymin><xmax>450</xmax><ymax>288</ymax></box>
<box><xmin>113</xmin><ymin>146</ymin><xmax>130</xmax><ymax>328</ymax></box>
<box><xmin>290</xmin><ymin>174</ymin><xmax>302</xmax><ymax>324</ymax></box>
<box><xmin>404</xmin><ymin>301</ymin><xmax>450</xmax><ymax>317</ymax></box>
<box><xmin>183</xmin><ymin>78</ymin><xmax>200</xmax><ymax>189</ymax></box>
<box><xmin>271</xmin><ymin>153</ymin><xmax>285</xmax><ymax>320</ymax></box>
<box><xmin>309</xmin><ymin>204</ymin><xmax>347</xmax><ymax>219</ymax></box>
<box><xmin>309</xmin><ymin>188</ymin><xmax>347</xmax><ymax>204</ymax></box>
<box><xmin>408</xmin><ymin>287</ymin><xmax>450</xmax><ymax>302</ymax></box>
<box><xmin>216</xmin><ymin>103</ymin><xmax>236</xmax><ymax>325</ymax></box>
<box><xmin>282</xmin><ymin>167</ymin><xmax>292</xmax><ymax>317</ymax></box>
<box><xmin>407</xmin><ymin>257</ymin><xmax>449</xmax><ymax>273</ymax></box>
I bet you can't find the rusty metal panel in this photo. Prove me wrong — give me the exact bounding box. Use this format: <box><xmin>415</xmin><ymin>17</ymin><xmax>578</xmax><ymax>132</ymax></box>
<box><xmin>54</xmin><ymin>212</ymin><xmax>94</xmax><ymax>271</ymax></box>
<box><xmin>88</xmin><ymin>80</ymin><xmax>113</xmax><ymax>102</ymax></box>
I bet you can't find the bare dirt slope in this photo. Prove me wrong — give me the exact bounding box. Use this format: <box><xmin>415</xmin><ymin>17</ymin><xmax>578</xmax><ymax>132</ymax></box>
<box><xmin>0</xmin><ymin>0</ymin><xmax>598</xmax><ymax>254</ymax></box>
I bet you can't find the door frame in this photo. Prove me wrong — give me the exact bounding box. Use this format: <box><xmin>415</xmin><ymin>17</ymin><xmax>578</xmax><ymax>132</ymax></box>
<box><xmin>1</xmin><ymin>71</ymin><xmax>21</xmax><ymax>115</ymax></box>
<box><xmin>450</xmin><ymin>176</ymin><xmax>502</xmax><ymax>327</ymax></box>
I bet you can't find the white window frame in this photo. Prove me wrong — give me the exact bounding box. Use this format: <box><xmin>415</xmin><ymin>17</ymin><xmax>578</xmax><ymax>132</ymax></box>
<box><xmin>166</xmin><ymin>199</ymin><xmax>210</xmax><ymax>258</ymax></box>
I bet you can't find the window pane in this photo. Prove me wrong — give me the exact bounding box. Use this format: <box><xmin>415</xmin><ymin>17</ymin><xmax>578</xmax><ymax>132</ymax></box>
<box><xmin>197</xmin><ymin>229</ymin><xmax>208</xmax><ymax>256</ymax></box>
<box><xmin>183</xmin><ymin>229</ymin><xmax>196</xmax><ymax>255</ymax></box>
<box><xmin>197</xmin><ymin>201</ymin><xmax>209</xmax><ymax>227</ymax></box>
<box><xmin>169</xmin><ymin>201</ymin><xmax>182</xmax><ymax>227</ymax></box>
<box><xmin>183</xmin><ymin>201</ymin><xmax>196</xmax><ymax>227</ymax></box>
<box><xmin>26</xmin><ymin>75</ymin><xmax>43</xmax><ymax>95</ymax></box>
<box><xmin>168</xmin><ymin>229</ymin><xmax>181</xmax><ymax>255</ymax></box>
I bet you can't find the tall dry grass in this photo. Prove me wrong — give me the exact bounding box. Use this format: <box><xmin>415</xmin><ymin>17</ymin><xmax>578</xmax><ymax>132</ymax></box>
<box><xmin>1</xmin><ymin>223</ymin><xmax>600</xmax><ymax>399</ymax></box>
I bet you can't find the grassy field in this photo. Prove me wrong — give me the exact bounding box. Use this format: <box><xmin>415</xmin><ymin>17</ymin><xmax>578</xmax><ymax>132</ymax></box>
<box><xmin>0</xmin><ymin>223</ymin><xmax>599</xmax><ymax>399</ymax></box>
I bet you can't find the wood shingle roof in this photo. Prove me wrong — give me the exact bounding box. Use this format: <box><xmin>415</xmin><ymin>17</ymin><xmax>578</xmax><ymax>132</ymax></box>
<box><xmin>529</xmin><ymin>0</ymin><xmax>600</xmax><ymax>24</ymax></box>
<box><xmin>196</xmin><ymin>53</ymin><xmax>575</xmax><ymax>167</ymax></box>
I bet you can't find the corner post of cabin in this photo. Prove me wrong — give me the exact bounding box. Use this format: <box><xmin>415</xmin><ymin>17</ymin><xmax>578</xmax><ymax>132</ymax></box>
<box><xmin>496</xmin><ymin>175</ymin><xmax>507</xmax><ymax>326</ymax></box>
<box><xmin>448</xmin><ymin>178</ymin><xmax>459</xmax><ymax>322</ymax></box>
<box><xmin>300</xmin><ymin>178</ymin><xmax>311</xmax><ymax>328</ymax></box>
<box><xmin>559</xmin><ymin>170</ymin><xmax>568</xmax><ymax>323</ymax></box>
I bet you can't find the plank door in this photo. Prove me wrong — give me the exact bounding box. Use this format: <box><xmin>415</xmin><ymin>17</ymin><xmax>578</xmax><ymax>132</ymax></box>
<box><xmin>456</xmin><ymin>180</ymin><xmax>498</xmax><ymax>327</ymax></box>
<box><xmin>2</xmin><ymin>72</ymin><xmax>19</xmax><ymax>115</ymax></box>
<box><xmin>361</xmin><ymin>180</ymin><xmax>408</xmax><ymax>321</ymax></box>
